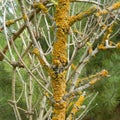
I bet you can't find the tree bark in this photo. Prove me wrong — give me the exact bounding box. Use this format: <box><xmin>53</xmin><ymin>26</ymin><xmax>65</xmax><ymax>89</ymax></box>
<box><xmin>51</xmin><ymin>0</ymin><xmax>70</xmax><ymax>119</ymax></box>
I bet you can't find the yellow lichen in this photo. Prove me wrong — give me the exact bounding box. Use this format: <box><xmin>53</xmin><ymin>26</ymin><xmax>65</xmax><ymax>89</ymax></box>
<box><xmin>71</xmin><ymin>64</ymin><xmax>76</xmax><ymax>70</ymax></box>
<box><xmin>110</xmin><ymin>2</ymin><xmax>120</xmax><ymax>10</ymax></box>
<box><xmin>88</xmin><ymin>47</ymin><xmax>93</xmax><ymax>54</ymax></box>
<box><xmin>23</xmin><ymin>14</ymin><xmax>28</xmax><ymax>20</ymax></box>
<box><xmin>44</xmin><ymin>92</ymin><xmax>49</xmax><ymax>97</ymax></box>
<box><xmin>32</xmin><ymin>48</ymin><xmax>48</xmax><ymax>68</ymax></box>
<box><xmin>116</xmin><ymin>42</ymin><xmax>120</xmax><ymax>49</ymax></box>
<box><xmin>89</xmin><ymin>79</ymin><xmax>97</xmax><ymax>85</ymax></box>
<box><xmin>101</xmin><ymin>23</ymin><xmax>115</xmax><ymax>45</ymax></box>
<box><xmin>50</xmin><ymin>0</ymin><xmax>58</xmax><ymax>5</ymax></box>
<box><xmin>33</xmin><ymin>2</ymin><xmax>48</xmax><ymax>13</ymax></box>
<box><xmin>6</xmin><ymin>20</ymin><xmax>15</xmax><ymax>26</ymax></box>
<box><xmin>68</xmin><ymin>6</ymin><xmax>97</xmax><ymax>26</ymax></box>
<box><xmin>98</xmin><ymin>44</ymin><xmax>106</xmax><ymax>50</ymax></box>
<box><xmin>39</xmin><ymin>3</ymin><xmax>48</xmax><ymax>13</ymax></box>
<box><xmin>100</xmin><ymin>69</ymin><xmax>108</xmax><ymax>77</ymax></box>
<box><xmin>51</xmin><ymin>71</ymin><xmax>67</xmax><ymax>120</ymax></box>
<box><xmin>70</xmin><ymin>95</ymin><xmax>85</xmax><ymax>118</ymax></box>
<box><xmin>96</xmin><ymin>2</ymin><xmax>120</xmax><ymax>16</ymax></box>
<box><xmin>52</xmin><ymin>0</ymin><xmax>70</xmax><ymax>119</ymax></box>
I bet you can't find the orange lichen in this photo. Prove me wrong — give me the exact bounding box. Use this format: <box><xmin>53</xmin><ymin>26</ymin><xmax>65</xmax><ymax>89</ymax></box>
<box><xmin>69</xmin><ymin>95</ymin><xmax>85</xmax><ymax>119</ymax></box>
<box><xmin>44</xmin><ymin>92</ymin><xmax>49</xmax><ymax>97</ymax></box>
<box><xmin>101</xmin><ymin>23</ymin><xmax>115</xmax><ymax>45</ymax></box>
<box><xmin>88</xmin><ymin>47</ymin><xmax>93</xmax><ymax>54</ymax></box>
<box><xmin>98</xmin><ymin>44</ymin><xmax>106</xmax><ymax>50</ymax></box>
<box><xmin>6</xmin><ymin>20</ymin><xmax>15</xmax><ymax>26</ymax></box>
<box><xmin>52</xmin><ymin>0</ymin><xmax>70</xmax><ymax>119</ymax></box>
<box><xmin>100</xmin><ymin>69</ymin><xmax>108</xmax><ymax>77</ymax></box>
<box><xmin>116</xmin><ymin>42</ymin><xmax>120</xmax><ymax>49</ymax></box>
<box><xmin>23</xmin><ymin>14</ymin><xmax>28</xmax><ymax>20</ymax></box>
<box><xmin>68</xmin><ymin>6</ymin><xmax>97</xmax><ymax>26</ymax></box>
<box><xmin>32</xmin><ymin>48</ymin><xmax>47</xmax><ymax>67</ymax></box>
<box><xmin>96</xmin><ymin>2</ymin><xmax>120</xmax><ymax>16</ymax></box>
<box><xmin>89</xmin><ymin>79</ymin><xmax>97</xmax><ymax>85</ymax></box>
<box><xmin>71</xmin><ymin>64</ymin><xmax>76</xmax><ymax>70</ymax></box>
<box><xmin>110</xmin><ymin>2</ymin><xmax>120</xmax><ymax>10</ymax></box>
<box><xmin>51</xmin><ymin>71</ymin><xmax>67</xmax><ymax>120</ymax></box>
<box><xmin>33</xmin><ymin>2</ymin><xmax>48</xmax><ymax>13</ymax></box>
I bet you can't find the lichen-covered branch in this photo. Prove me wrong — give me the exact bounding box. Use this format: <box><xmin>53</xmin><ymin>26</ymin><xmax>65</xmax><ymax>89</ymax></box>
<box><xmin>96</xmin><ymin>1</ymin><xmax>120</xmax><ymax>16</ymax></box>
<box><xmin>51</xmin><ymin>0</ymin><xmax>70</xmax><ymax>119</ymax></box>
<box><xmin>32</xmin><ymin>48</ymin><xmax>51</xmax><ymax>73</ymax></box>
<box><xmin>70</xmin><ymin>0</ymin><xmax>103</xmax><ymax>6</ymax></box>
<box><xmin>64</xmin><ymin>70</ymin><xmax>108</xmax><ymax>101</ymax></box>
<box><xmin>68</xmin><ymin>6</ymin><xmax>97</xmax><ymax>26</ymax></box>
<box><xmin>68</xmin><ymin>93</ymin><xmax>85</xmax><ymax>120</ymax></box>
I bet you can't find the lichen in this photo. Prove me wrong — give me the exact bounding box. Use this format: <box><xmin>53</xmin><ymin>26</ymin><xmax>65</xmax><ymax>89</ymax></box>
<box><xmin>32</xmin><ymin>48</ymin><xmax>52</xmax><ymax>74</ymax></box>
<box><xmin>89</xmin><ymin>79</ymin><xmax>97</xmax><ymax>85</ymax></box>
<box><xmin>110</xmin><ymin>2</ymin><xmax>120</xmax><ymax>10</ymax></box>
<box><xmin>33</xmin><ymin>2</ymin><xmax>48</xmax><ymax>13</ymax></box>
<box><xmin>52</xmin><ymin>0</ymin><xmax>70</xmax><ymax>119</ymax></box>
<box><xmin>69</xmin><ymin>95</ymin><xmax>85</xmax><ymax>119</ymax></box>
<box><xmin>23</xmin><ymin>14</ymin><xmax>28</xmax><ymax>20</ymax></box>
<box><xmin>68</xmin><ymin>6</ymin><xmax>97</xmax><ymax>26</ymax></box>
<box><xmin>96</xmin><ymin>2</ymin><xmax>120</xmax><ymax>16</ymax></box>
<box><xmin>100</xmin><ymin>69</ymin><xmax>108</xmax><ymax>77</ymax></box>
<box><xmin>116</xmin><ymin>42</ymin><xmax>120</xmax><ymax>49</ymax></box>
<box><xmin>98</xmin><ymin>44</ymin><xmax>106</xmax><ymax>50</ymax></box>
<box><xmin>32</xmin><ymin>48</ymin><xmax>45</xmax><ymax>65</ymax></box>
<box><xmin>6</xmin><ymin>20</ymin><xmax>15</xmax><ymax>26</ymax></box>
<box><xmin>51</xmin><ymin>71</ymin><xmax>67</xmax><ymax>120</ymax></box>
<box><xmin>101</xmin><ymin>23</ymin><xmax>115</xmax><ymax>45</ymax></box>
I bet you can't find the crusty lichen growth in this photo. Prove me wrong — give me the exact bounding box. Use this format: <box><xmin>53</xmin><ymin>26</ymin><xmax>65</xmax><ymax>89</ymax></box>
<box><xmin>6</xmin><ymin>20</ymin><xmax>15</xmax><ymax>27</ymax></box>
<box><xmin>33</xmin><ymin>2</ymin><xmax>48</xmax><ymax>13</ymax></box>
<box><xmin>32</xmin><ymin>48</ymin><xmax>46</xmax><ymax>65</ymax></box>
<box><xmin>98</xmin><ymin>23</ymin><xmax>116</xmax><ymax>50</ymax></box>
<box><xmin>51</xmin><ymin>71</ymin><xmax>67</xmax><ymax>120</ymax></box>
<box><xmin>32</xmin><ymin>48</ymin><xmax>51</xmax><ymax>74</ymax></box>
<box><xmin>102</xmin><ymin>23</ymin><xmax>115</xmax><ymax>44</ymax></box>
<box><xmin>96</xmin><ymin>2</ymin><xmax>120</xmax><ymax>16</ymax></box>
<box><xmin>68</xmin><ymin>6</ymin><xmax>97</xmax><ymax>26</ymax></box>
<box><xmin>52</xmin><ymin>0</ymin><xmax>70</xmax><ymax>119</ymax></box>
<box><xmin>98</xmin><ymin>44</ymin><xmax>106</xmax><ymax>50</ymax></box>
<box><xmin>116</xmin><ymin>42</ymin><xmax>120</xmax><ymax>49</ymax></box>
<box><xmin>69</xmin><ymin>94</ymin><xmax>85</xmax><ymax>119</ymax></box>
<box><xmin>53</xmin><ymin>0</ymin><xmax>70</xmax><ymax>66</ymax></box>
<box><xmin>76</xmin><ymin>70</ymin><xmax>108</xmax><ymax>86</ymax></box>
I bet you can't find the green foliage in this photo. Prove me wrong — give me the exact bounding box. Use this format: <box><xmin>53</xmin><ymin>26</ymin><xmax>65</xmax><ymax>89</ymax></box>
<box><xmin>0</xmin><ymin>62</ymin><xmax>16</xmax><ymax>119</ymax></box>
<box><xmin>84</xmin><ymin>50</ymin><xmax>120</xmax><ymax>120</ymax></box>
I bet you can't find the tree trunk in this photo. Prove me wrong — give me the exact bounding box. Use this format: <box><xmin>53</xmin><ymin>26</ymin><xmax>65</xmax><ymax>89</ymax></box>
<box><xmin>51</xmin><ymin>0</ymin><xmax>70</xmax><ymax>119</ymax></box>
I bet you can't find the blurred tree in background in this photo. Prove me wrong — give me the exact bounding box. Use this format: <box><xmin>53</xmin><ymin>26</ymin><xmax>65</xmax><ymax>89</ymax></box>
<box><xmin>0</xmin><ymin>0</ymin><xmax>120</xmax><ymax>120</ymax></box>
